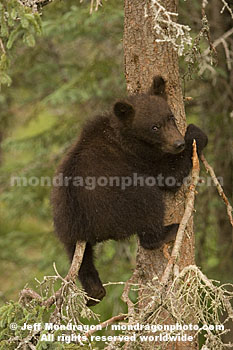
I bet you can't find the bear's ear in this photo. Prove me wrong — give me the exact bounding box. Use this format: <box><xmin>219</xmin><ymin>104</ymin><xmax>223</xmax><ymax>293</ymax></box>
<box><xmin>113</xmin><ymin>101</ymin><xmax>135</xmax><ymax>121</ymax></box>
<box><xmin>149</xmin><ymin>76</ymin><xmax>167</xmax><ymax>99</ymax></box>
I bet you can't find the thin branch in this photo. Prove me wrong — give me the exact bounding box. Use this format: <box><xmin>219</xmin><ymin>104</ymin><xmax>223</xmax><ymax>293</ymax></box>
<box><xmin>149</xmin><ymin>0</ymin><xmax>192</xmax><ymax>56</ymax></box>
<box><xmin>202</xmin><ymin>27</ymin><xmax>233</xmax><ymax>56</ymax></box>
<box><xmin>221</xmin><ymin>0</ymin><xmax>233</xmax><ymax>18</ymax></box>
<box><xmin>0</xmin><ymin>38</ymin><xmax>6</xmax><ymax>54</ymax></box>
<box><xmin>200</xmin><ymin>154</ymin><xmax>233</xmax><ymax>227</ymax></box>
<box><xmin>19</xmin><ymin>288</ymin><xmax>42</xmax><ymax>303</ymax></box>
<box><xmin>221</xmin><ymin>38</ymin><xmax>232</xmax><ymax>70</ymax></box>
<box><xmin>174</xmin><ymin>265</ymin><xmax>233</xmax><ymax>319</ymax></box>
<box><xmin>199</xmin><ymin>26</ymin><xmax>233</xmax><ymax>76</ymax></box>
<box><xmin>121</xmin><ymin>270</ymin><xmax>138</xmax><ymax>318</ymax></box>
<box><xmin>48</xmin><ymin>241</ymin><xmax>86</xmax><ymax>320</ymax></box>
<box><xmin>19</xmin><ymin>241</ymin><xmax>86</xmax><ymax>307</ymax></box>
<box><xmin>66</xmin><ymin>241</ymin><xmax>86</xmax><ymax>281</ymax></box>
<box><xmin>161</xmin><ymin>140</ymin><xmax>200</xmax><ymax>285</ymax></box>
<box><xmin>80</xmin><ymin>0</ymin><xmax>103</xmax><ymax>14</ymax></box>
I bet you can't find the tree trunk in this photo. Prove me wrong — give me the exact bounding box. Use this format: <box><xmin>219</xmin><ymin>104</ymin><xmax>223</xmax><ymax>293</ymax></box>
<box><xmin>123</xmin><ymin>1</ymin><xmax>197</xmax><ymax>349</ymax></box>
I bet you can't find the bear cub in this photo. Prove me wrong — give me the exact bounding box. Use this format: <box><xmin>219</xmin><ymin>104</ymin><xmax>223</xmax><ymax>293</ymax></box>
<box><xmin>51</xmin><ymin>76</ymin><xmax>208</xmax><ymax>305</ymax></box>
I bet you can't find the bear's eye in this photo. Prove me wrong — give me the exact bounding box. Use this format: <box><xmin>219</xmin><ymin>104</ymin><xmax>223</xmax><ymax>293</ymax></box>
<box><xmin>152</xmin><ymin>125</ymin><xmax>160</xmax><ymax>131</ymax></box>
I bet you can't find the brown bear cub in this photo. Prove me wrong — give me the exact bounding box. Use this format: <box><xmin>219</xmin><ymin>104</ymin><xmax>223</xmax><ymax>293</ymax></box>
<box><xmin>51</xmin><ymin>76</ymin><xmax>208</xmax><ymax>306</ymax></box>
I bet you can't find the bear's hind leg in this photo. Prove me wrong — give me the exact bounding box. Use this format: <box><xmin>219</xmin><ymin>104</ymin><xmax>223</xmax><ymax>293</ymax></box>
<box><xmin>163</xmin><ymin>223</ymin><xmax>179</xmax><ymax>244</ymax></box>
<box><xmin>78</xmin><ymin>243</ymin><xmax>106</xmax><ymax>306</ymax></box>
<box><xmin>138</xmin><ymin>223</ymin><xmax>178</xmax><ymax>250</ymax></box>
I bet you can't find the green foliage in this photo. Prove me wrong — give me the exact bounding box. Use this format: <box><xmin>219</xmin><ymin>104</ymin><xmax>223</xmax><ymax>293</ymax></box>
<box><xmin>0</xmin><ymin>0</ymin><xmax>42</xmax><ymax>87</ymax></box>
<box><xmin>0</xmin><ymin>1</ymin><xmax>129</xmax><ymax>341</ymax></box>
<box><xmin>0</xmin><ymin>300</ymin><xmax>94</xmax><ymax>349</ymax></box>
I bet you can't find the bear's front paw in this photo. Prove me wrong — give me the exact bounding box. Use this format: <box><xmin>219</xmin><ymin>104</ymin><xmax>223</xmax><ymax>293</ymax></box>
<box><xmin>185</xmin><ymin>124</ymin><xmax>208</xmax><ymax>153</ymax></box>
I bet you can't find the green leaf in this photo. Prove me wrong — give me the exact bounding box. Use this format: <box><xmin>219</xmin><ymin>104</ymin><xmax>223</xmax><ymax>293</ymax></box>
<box><xmin>20</xmin><ymin>17</ymin><xmax>29</xmax><ymax>29</ymax></box>
<box><xmin>23</xmin><ymin>33</ymin><xmax>35</xmax><ymax>47</ymax></box>
<box><xmin>24</xmin><ymin>14</ymin><xmax>36</xmax><ymax>21</ymax></box>
<box><xmin>7</xmin><ymin>28</ymin><xmax>22</xmax><ymax>49</ymax></box>
<box><xmin>24</xmin><ymin>13</ymin><xmax>42</xmax><ymax>35</ymax></box>
<box><xmin>11</xmin><ymin>8</ymin><xmax>18</xmax><ymax>20</ymax></box>
<box><xmin>0</xmin><ymin>72</ymin><xmax>12</xmax><ymax>86</ymax></box>
<box><xmin>1</xmin><ymin>13</ymin><xmax>9</xmax><ymax>37</ymax></box>
<box><xmin>34</xmin><ymin>13</ymin><xmax>43</xmax><ymax>35</ymax></box>
<box><xmin>7</xmin><ymin>17</ymin><xmax>15</xmax><ymax>28</ymax></box>
<box><xmin>0</xmin><ymin>54</ymin><xmax>9</xmax><ymax>70</ymax></box>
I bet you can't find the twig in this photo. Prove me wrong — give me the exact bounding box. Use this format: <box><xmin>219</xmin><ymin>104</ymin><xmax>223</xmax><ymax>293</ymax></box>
<box><xmin>221</xmin><ymin>0</ymin><xmax>233</xmax><ymax>18</ymax></box>
<box><xmin>19</xmin><ymin>241</ymin><xmax>86</xmax><ymax>307</ymax></box>
<box><xmin>202</xmin><ymin>27</ymin><xmax>233</xmax><ymax>57</ymax></box>
<box><xmin>161</xmin><ymin>140</ymin><xmax>200</xmax><ymax>285</ymax></box>
<box><xmin>0</xmin><ymin>38</ymin><xmax>6</xmax><ymax>54</ymax></box>
<box><xmin>10</xmin><ymin>331</ymin><xmax>38</xmax><ymax>350</ymax></box>
<box><xmin>149</xmin><ymin>0</ymin><xmax>192</xmax><ymax>56</ymax></box>
<box><xmin>19</xmin><ymin>288</ymin><xmax>42</xmax><ymax>304</ymax></box>
<box><xmin>85</xmin><ymin>314</ymin><xmax>127</xmax><ymax>337</ymax></box>
<box><xmin>221</xmin><ymin>38</ymin><xmax>231</xmax><ymax>70</ymax></box>
<box><xmin>48</xmin><ymin>241</ymin><xmax>86</xmax><ymax>320</ymax></box>
<box><xmin>121</xmin><ymin>270</ymin><xmax>138</xmax><ymax>318</ymax></box>
<box><xmin>103</xmin><ymin>281</ymin><xmax>126</xmax><ymax>287</ymax></box>
<box><xmin>66</xmin><ymin>241</ymin><xmax>86</xmax><ymax>281</ymax></box>
<box><xmin>200</xmin><ymin>154</ymin><xmax>233</xmax><ymax>227</ymax></box>
<box><xmin>199</xmin><ymin>27</ymin><xmax>233</xmax><ymax>76</ymax></box>
<box><xmin>163</xmin><ymin>243</ymin><xmax>171</xmax><ymax>260</ymax></box>
<box><xmin>173</xmin><ymin>265</ymin><xmax>233</xmax><ymax>319</ymax></box>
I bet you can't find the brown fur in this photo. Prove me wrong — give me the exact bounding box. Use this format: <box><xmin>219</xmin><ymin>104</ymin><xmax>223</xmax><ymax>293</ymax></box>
<box><xmin>51</xmin><ymin>76</ymin><xmax>208</xmax><ymax>305</ymax></box>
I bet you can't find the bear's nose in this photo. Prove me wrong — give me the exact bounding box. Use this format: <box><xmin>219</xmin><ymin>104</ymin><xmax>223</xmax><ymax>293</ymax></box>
<box><xmin>174</xmin><ymin>139</ymin><xmax>185</xmax><ymax>151</ymax></box>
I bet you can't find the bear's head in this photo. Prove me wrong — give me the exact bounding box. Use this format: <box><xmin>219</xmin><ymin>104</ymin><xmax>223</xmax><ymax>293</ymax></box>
<box><xmin>113</xmin><ymin>76</ymin><xmax>185</xmax><ymax>155</ymax></box>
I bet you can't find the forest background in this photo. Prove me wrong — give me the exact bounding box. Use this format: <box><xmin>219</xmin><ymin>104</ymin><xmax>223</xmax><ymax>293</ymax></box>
<box><xmin>0</xmin><ymin>0</ymin><xmax>232</xmax><ymax>345</ymax></box>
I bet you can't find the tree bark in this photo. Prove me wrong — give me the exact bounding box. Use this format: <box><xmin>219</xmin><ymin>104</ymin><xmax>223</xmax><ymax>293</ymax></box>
<box><xmin>123</xmin><ymin>1</ymin><xmax>197</xmax><ymax>349</ymax></box>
